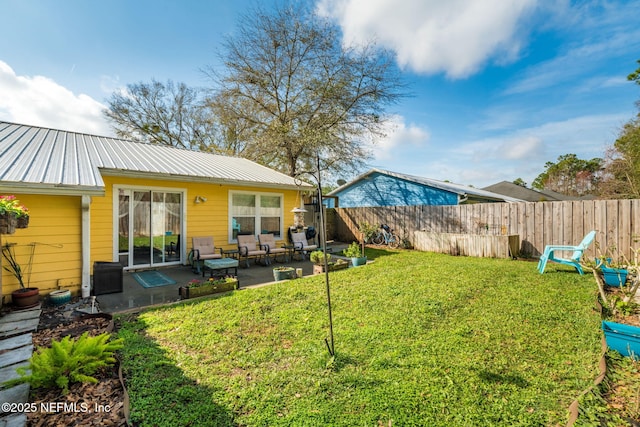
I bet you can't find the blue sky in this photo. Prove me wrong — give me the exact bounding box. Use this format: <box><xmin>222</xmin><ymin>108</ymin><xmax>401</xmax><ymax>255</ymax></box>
<box><xmin>1</xmin><ymin>0</ymin><xmax>639</xmax><ymax>188</ymax></box>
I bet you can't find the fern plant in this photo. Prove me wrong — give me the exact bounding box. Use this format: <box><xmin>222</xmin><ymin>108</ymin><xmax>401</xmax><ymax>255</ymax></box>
<box><xmin>14</xmin><ymin>332</ymin><xmax>124</xmax><ymax>394</ymax></box>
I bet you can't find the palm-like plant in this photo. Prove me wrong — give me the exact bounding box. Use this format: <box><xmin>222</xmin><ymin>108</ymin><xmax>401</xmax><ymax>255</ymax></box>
<box><xmin>2</xmin><ymin>243</ymin><xmax>26</xmax><ymax>288</ymax></box>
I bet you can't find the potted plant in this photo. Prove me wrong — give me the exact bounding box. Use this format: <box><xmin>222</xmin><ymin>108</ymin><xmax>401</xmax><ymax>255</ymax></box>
<box><xmin>310</xmin><ymin>250</ymin><xmax>348</xmax><ymax>274</ymax></box>
<box><xmin>15</xmin><ymin>205</ymin><xmax>29</xmax><ymax>229</ymax></box>
<box><xmin>0</xmin><ymin>195</ymin><xmax>20</xmax><ymax>234</ymax></box>
<box><xmin>595</xmin><ymin>257</ymin><xmax>628</xmax><ymax>287</ymax></box>
<box><xmin>344</xmin><ymin>241</ymin><xmax>367</xmax><ymax>267</ymax></box>
<box><xmin>273</xmin><ymin>266</ymin><xmax>296</xmax><ymax>281</ymax></box>
<box><xmin>179</xmin><ymin>276</ymin><xmax>239</xmax><ymax>299</ymax></box>
<box><xmin>310</xmin><ymin>250</ymin><xmax>331</xmax><ymax>266</ymax></box>
<box><xmin>2</xmin><ymin>242</ymin><xmax>40</xmax><ymax>309</ymax></box>
<box><xmin>590</xmin><ymin>247</ymin><xmax>640</xmax><ymax>360</ymax></box>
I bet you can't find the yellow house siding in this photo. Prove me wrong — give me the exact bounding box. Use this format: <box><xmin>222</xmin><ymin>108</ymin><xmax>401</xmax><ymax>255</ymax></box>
<box><xmin>1</xmin><ymin>176</ymin><xmax>301</xmax><ymax>299</ymax></box>
<box><xmin>97</xmin><ymin>176</ymin><xmax>300</xmax><ymax>263</ymax></box>
<box><xmin>1</xmin><ymin>194</ymin><xmax>82</xmax><ymax>297</ymax></box>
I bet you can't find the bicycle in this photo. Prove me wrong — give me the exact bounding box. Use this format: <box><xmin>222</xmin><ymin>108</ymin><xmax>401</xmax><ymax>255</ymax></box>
<box><xmin>372</xmin><ymin>224</ymin><xmax>400</xmax><ymax>248</ymax></box>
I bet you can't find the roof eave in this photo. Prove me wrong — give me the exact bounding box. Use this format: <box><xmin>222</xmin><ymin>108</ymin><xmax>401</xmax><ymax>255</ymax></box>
<box><xmin>0</xmin><ymin>181</ymin><xmax>105</xmax><ymax>196</ymax></box>
<box><xmin>98</xmin><ymin>168</ymin><xmax>315</xmax><ymax>191</ymax></box>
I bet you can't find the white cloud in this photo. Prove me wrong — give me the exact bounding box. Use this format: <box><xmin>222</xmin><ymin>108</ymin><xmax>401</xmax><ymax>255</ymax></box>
<box><xmin>0</xmin><ymin>60</ymin><xmax>113</xmax><ymax>135</ymax></box>
<box><xmin>460</xmin><ymin>113</ymin><xmax>626</xmax><ymax>162</ymax></box>
<box><xmin>316</xmin><ymin>0</ymin><xmax>539</xmax><ymax>78</ymax></box>
<box><xmin>384</xmin><ymin>111</ymin><xmax>629</xmax><ymax>188</ymax></box>
<box><xmin>370</xmin><ymin>115</ymin><xmax>430</xmax><ymax>160</ymax></box>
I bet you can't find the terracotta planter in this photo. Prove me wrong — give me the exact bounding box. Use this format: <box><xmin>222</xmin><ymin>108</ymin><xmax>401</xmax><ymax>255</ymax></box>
<box><xmin>179</xmin><ymin>279</ymin><xmax>239</xmax><ymax>299</ymax></box>
<box><xmin>11</xmin><ymin>287</ymin><xmax>40</xmax><ymax>309</ymax></box>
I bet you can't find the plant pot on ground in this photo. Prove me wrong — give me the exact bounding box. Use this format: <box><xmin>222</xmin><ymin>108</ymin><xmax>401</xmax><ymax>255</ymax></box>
<box><xmin>273</xmin><ymin>266</ymin><xmax>296</xmax><ymax>281</ymax></box>
<box><xmin>343</xmin><ymin>241</ymin><xmax>367</xmax><ymax>267</ymax></box>
<box><xmin>2</xmin><ymin>241</ymin><xmax>40</xmax><ymax>309</ymax></box>
<box><xmin>179</xmin><ymin>277</ymin><xmax>239</xmax><ymax>299</ymax></box>
<box><xmin>601</xmin><ymin>265</ymin><xmax>628</xmax><ymax>287</ymax></box>
<box><xmin>595</xmin><ymin>256</ymin><xmax>629</xmax><ymax>287</ymax></box>
<box><xmin>310</xmin><ymin>250</ymin><xmax>347</xmax><ymax>273</ymax></box>
<box><xmin>602</xmin><ymin>321</ymin><xmax>640</xmax><ymax>359</ymax></box>
<box><xmin>49</xmin><ymin>289</ymin><xmax>72</xmax><ymax>306</ymax></box>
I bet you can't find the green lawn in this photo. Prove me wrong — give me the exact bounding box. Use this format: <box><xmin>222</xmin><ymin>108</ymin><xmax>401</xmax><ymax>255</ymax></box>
<box><xmin>117</xmin><ymin>249</ymin><xmax>602</xmax><ymax>426</ymax></box>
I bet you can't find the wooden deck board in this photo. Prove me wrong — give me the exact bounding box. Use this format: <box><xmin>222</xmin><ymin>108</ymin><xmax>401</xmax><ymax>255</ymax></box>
<box><xmin>0</xmin><ymin>334</ymin><xmax>32</xmax><ymax>353</ymax></box>
<box><xmin>0</xmin><ymin>361</ymin><xmax>29</xmax><ymax>387</ymax></box>
<box><xmin>0</xmin><ymin>346</ymin><xmax>33</xmax><ymax>369</ymax></box>
<box><xmin>0</xmin><ymin>383</ymin><xmax>30</xmax><ymax>410</ymax></box>
<box><xmin>0</xmin><ymin>412</ymin><xmax>28</xmax><ymax>427</ymax></box>
<box><xmin>0</xmin><ymin>319</ymin><xmax>39</xmax><ymax>339</ymax></box>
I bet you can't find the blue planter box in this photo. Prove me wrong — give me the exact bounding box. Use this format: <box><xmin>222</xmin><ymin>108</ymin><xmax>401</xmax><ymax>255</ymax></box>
<box><xmin>351</xmin><ymin>256</ymin><xmax>367</xmax><ymax>267</ymax></box>
<box><xmin>601</xmin><ymin>265</ymin><xmax>628</xmax><ymax>287</ymax></box>
<box><xmin>602</xmin><ymin>321</ymin><xmax>640</xmax><ymax>359</ymax></box>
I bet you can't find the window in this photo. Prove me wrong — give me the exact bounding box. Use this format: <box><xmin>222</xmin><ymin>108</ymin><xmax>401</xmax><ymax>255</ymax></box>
<box><xmin>230</xmin><ymin>192</ymin><xmax>283</xmax><ymax>241</ymax></box>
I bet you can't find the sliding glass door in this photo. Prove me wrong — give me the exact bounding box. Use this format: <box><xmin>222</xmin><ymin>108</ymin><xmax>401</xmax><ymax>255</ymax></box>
<box><xmin>117</xmin><ymin>188</ymin><xmax>183</xmax><ymax>268</ymax></box>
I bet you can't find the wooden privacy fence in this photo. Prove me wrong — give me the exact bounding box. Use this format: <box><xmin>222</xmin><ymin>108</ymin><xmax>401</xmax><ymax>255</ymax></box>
<box><xmin>331</xmin><ymin>199</ymin><xmax>640</xmax><ymax>261</ymax></box>
<box><xmin>413</xmin><ymin>232</ymin><xmax>520</xmax><ymax>259</ymax></box>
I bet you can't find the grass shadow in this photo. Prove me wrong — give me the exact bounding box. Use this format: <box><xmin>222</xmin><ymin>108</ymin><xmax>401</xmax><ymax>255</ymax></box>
<box><xmin>477</xmin><ymin>370</ymin><xmax>530</xmax><ymax>388</ymax></box>
<box><xmin>116</xmin><ymin>313</ymin><xmax>237</xmax><ymax>426</ymax></box>
<box><xmin>360</xmin><ymin>246</ymin><xmax>402</xmax><ymax>261</ymax></box>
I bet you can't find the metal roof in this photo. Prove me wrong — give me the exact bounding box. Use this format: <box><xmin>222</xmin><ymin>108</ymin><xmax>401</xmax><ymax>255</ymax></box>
<box><xmin>0</xmin><ymin>121</ymin><xmax>312</xmax><ymax>195</ymax></box>
<box><xmin>327</xmin><ymin>168</ymin><xmax>523</xmax><ymax>203</ymax></box>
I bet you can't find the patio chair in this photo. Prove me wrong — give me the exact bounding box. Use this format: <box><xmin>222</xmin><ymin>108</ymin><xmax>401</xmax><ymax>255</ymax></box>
<box><xmin>237</xmin><ymin>234</ymin><xmax>268</xmax><ymax>268</ymax></box>
<box><xmin>537</xmin><ymin>230</ymin><xmax>596</xmax><ymax>275</ymax></box>
<box><xmin>258</xmin><ymin>233</ymin><xmax>288</xmax><ymax>264</ymax></box>
<box><xmin>190</xmin><ymin>236</ymin><xmax>222</xmax><ymax>274</ymax></box>
<box><xmin>291</xmin><ymin>231</ymin><xmax>318</xmax><ymax>260</ymax></box>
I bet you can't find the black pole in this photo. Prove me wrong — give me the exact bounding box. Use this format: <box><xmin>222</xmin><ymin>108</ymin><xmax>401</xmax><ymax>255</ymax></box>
<box><xmin>317</xmin><ymin>155</ymin><xmax>335</xmax><ymax>357</ymax></box>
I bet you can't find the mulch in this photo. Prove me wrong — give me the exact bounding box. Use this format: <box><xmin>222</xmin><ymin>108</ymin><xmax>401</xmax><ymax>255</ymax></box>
<box><xmin>25</xmin><ymin>301</ymin><xmax>128</xmax><ymax>426</ymax></box>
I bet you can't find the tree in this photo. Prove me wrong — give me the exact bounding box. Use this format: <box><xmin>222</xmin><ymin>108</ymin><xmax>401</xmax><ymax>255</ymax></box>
<box><xmin>628</xmin><ymin>59</ymin><xmax>640</xmax><ymax>86</ymax></box>
<box><xmin>599</xmin><ymin>116</ymin><xmax>640</xmax><ymax>198</ymax></box>
<box><xmin>598</xmin><ymin>59</ymin><xmax>640</xmax><ymax>198</ymax></box>
<box><xmin>532</xmin><ymin>154</ymin><xmax>602</xmax><ymax>197</ymax></box>
<box><xmin>104</xmin><ymin>80</ymin><xmax>219</xmax><ymax>152</ymax></box>
<box><xmin>513</xmin><ymin>178</ymin><xmax>527</xmax><ymax>187</ymax></box>
<box><xmin>206</xmin><ymin>3</ymin><xmax>405</xmax><ymax>178</ymax></box>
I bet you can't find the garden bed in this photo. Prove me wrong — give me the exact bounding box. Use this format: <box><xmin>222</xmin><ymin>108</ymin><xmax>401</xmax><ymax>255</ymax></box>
<box><xmin>25</xmin><ymin>305</ymin><xmax>128</xmax><ymax>426</ymax></box>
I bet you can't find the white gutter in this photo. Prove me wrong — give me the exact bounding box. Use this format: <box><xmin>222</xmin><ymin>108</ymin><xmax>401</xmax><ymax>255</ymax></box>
<box><xmin>98</xmin><ymin>169</ymin><xmax>314</xmax><ymax>191</ymax></box>
<box><xmin>81</xmin><ymin>195</ymin><xmax>91</xmax><ymax>298</ymax></box>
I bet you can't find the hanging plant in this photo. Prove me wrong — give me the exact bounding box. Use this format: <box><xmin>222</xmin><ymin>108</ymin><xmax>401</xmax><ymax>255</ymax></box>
<box><xmin>0</xmin><ymin>195</ymin><xmax>29</xmax><ymax>233</ymax></box>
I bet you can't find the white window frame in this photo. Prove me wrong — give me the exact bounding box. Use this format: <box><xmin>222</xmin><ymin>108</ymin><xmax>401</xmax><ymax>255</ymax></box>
<box><xmin>228</xmin><ymin>190</ymin><xmax>284</xmax><ymax>242</ymax></box>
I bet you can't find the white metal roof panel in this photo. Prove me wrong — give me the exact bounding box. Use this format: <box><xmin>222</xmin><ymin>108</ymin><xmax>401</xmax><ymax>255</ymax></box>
<box><xmin>0</xmin><ymin>121</ymin><xmax>312</xmax><ymax>194</ymax></box>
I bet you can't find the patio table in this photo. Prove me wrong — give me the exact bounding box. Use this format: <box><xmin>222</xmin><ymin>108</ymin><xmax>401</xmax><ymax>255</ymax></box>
<box><xmin>203</xmin><ymin>258</ymin><xmax>239</xmax><ymax>278</ymax></box>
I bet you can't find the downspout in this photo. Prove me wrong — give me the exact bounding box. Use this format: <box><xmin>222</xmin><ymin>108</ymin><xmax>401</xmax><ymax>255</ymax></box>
<box><xmin>81</xmin><ymin>195</ymin><xmax>91</xmax><ymax>298</ymax></box>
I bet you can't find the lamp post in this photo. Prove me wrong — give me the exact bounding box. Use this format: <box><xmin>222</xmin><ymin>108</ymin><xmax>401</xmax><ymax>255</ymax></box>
<box><xmin>295</xmin><ymin>155</ymin><xmax>335</xmax><ymax>357</ymax></box>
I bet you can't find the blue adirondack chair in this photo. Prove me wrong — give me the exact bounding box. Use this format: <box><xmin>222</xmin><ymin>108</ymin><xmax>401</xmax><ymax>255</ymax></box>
<box><xmin>537</xmin><ymin>230</ymin><xmax>597</xmax><ymax>275</ymax></box>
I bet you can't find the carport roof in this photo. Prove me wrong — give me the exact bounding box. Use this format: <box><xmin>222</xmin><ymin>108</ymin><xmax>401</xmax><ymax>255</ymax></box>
<box><xmin>0</xmin><ymin>121</ymin><xmax>312</xmax><ymax>195</ymax></box>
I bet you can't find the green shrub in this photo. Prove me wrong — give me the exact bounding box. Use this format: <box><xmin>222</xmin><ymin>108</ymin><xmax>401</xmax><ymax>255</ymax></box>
<box><xmin>15</xmin><ymin>332</ymin><xmax>124</xmax><ymax>394</ymax></box>
<box><xmin>310</xmin><ymin>250</ymin><xmax>331</xmax><ymax>264</ymax></box>
<box><xmin>343</xmin><ymin>241</ymin><xmax>363</xmax><ymax>258</ymax></box>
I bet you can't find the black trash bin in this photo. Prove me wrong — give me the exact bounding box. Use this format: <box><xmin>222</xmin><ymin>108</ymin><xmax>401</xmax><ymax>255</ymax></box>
<box><xmin>92</xmin><ymin>261</ymin><xmax>123</xmax><ymax>295</ymax></box>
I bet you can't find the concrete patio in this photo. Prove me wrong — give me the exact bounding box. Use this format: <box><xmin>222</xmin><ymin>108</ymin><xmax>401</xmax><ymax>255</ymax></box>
<box><xmin>95</xmin><ymin>242</ymin><xmax>347</xmax><ymax>313</ymax></box>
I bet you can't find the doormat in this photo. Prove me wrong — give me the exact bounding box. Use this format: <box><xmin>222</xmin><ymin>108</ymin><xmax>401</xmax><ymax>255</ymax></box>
<box><xmin>132</xmin><ymin>271</ymin><xmax>177</xmax><ymax>288</ymax></box>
